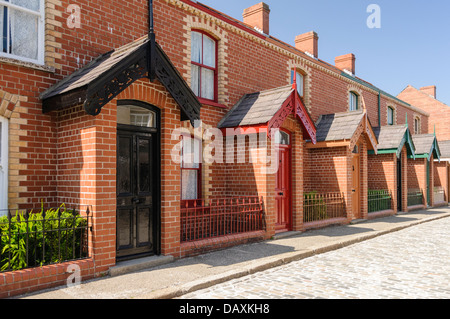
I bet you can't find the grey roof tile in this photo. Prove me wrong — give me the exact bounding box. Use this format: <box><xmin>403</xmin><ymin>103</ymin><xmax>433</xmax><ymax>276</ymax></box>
<box><xmin>41</xmin><ymin>37</ymin><xmax>147</xmax><ymax>100</ymax></box>
<box><xmin>315</xmin><ymin>111</ymin><xmax>365</xmax><ymax>142</ymax></box>
<box><xmin>438</xmin><ymin>140</ymin><xmax>450</xmax><ymax>158</ymax></box>
<box><xmin>412</xmin><ymin>134</ymin><xmax>436</xmax><ymax>155</ymax></box>
<box><xmin>373</xmin><ymin>125</ymin><xmax>408</xmax><ymax>150</ymax></box>
<box><xmin>218</xmin><ymin>85</ymin><xmax>294</xmax><ymax>128</ymax></box>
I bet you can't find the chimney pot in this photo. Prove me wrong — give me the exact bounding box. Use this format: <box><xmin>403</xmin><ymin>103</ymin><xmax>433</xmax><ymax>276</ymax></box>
<box><xmin>420</xmin><ymin>85</ymin><xmax>436</xmax><ymax>99</ymax></box>
<box><xmin>335</xmin><ymin>53</ymin><xmax>356</xmax><ymax>75</ymax></box>
<box><xmin>243</xmin><ymin>2</ymin><xmax>270</xmax><ymax>35</ymax></box>
<box><xmin>295</xmin><ymin>31</ymin><xmax>319</xmax><ymax>58</ymax></box>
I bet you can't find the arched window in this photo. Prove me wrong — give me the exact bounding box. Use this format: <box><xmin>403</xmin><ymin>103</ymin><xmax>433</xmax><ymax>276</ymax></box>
<box><xmin>191</xmin><ymin>30</ymin><xmax>217</xmax><ymax>102</ymax></box>
<box><xmin>117</xmin><ymin>104</ymin><xmax>157</xmax><ymax>128</ymax></box>
<box><xmin>349</xmin><ymin>91</ymin><xmax>359</xmax><ymax>111</ymax></box>
<box><xmin>414</xmin><ymin>117</ymin><xmax>421</xmax><ymax>134</ymax></box>
<box><xmin>387</xmin><ymin>106</ymin><xmax>395</xmax><ymax>125</ymax></box>
<box><xmin>291</xmin><ymin>69</ymin><xmax>305</xmax><ymax>98</ymax></box>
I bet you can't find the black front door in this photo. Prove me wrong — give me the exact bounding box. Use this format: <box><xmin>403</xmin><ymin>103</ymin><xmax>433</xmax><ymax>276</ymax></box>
<box><xmin>117</xmin><ymin>128</ymin><xmax>159</xmax><ymax>260</ymax></box>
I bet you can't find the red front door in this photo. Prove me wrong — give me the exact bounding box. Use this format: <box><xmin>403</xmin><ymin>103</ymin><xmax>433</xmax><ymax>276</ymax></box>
<box><xmin>275</xmin><ymin>131</ymin><xmax>291</xmax><ymax>233</ymax></box>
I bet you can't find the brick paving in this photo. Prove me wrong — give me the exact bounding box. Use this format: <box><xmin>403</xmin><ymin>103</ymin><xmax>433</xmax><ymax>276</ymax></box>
<box><xmin>180</xmin><ymin>217</ymin><xmax>450</xmax><ymax>299</ymax></box>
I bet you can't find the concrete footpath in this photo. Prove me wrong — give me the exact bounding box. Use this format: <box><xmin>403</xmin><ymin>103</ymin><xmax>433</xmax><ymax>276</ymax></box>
<box><xmin>16</xmin><ymin>206</ymin><xmax>450</xmax><ymax>300</ymax></box>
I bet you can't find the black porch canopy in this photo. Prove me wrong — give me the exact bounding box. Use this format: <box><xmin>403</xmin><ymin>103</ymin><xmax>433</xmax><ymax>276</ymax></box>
<box><xmin>40</xmin><ymin>37</ymin><xmax>201</xmax><ymax>125</ymax></box>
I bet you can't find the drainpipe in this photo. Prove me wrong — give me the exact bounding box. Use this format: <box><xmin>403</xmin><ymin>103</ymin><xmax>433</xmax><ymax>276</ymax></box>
<box><xmin>148</xmin><ymin>0</ymin><xmax>156</xmax><ymax>82</ymax></box>
<box><xmin>377</xmin><ymin>91</ymin><xmax>381</xmax><ymax>127</ymax></box>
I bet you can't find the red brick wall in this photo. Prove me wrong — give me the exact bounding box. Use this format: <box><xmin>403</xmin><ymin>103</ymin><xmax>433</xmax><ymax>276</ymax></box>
<box><xmin>368</xmin><ymin>153</ymin><xmax>397</xmax><ymax>214</ymax></box>
<box><xmin>1</xmin><ymin>0</ymin><xmax>431</xmax><ymax>210</ymax></box>
<box><xmin>0</xmin><ymin>259</ymin><xmax>95</xmax><ymax>299</ymax></box>
<box><xmin>0</xmin><ymin>0</ymin><xmax>438</xmax><ymax>298</ymax></box>
<box><xmin>434</xmin><ymin>161</ymin><xmax>448</xmax><ymax>203</ymax></box>
<box><xmin>304</xmin><ymin>146</ymin><xmax>348</xmax><ymax>194</ymax></box>
<box><xmin>368</xmin><ymin>153</ymin><xmax>396</xmax><ymax>191</ymax></box>
<box><xmin>398</xmin><ymin>85</ymin><xmax>450</xmax><ymax>140</ymax></box>
<box><xmin>407</xmin><ymin>158</ymin><xmax>428</xmax><ymax>207</ymax></box>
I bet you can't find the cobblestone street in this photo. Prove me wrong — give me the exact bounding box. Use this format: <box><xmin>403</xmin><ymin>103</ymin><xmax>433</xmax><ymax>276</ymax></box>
<box><xmin>180</xmin><ymin>217</ymin><xmax>450</xmax><ymax>299</ymax></box>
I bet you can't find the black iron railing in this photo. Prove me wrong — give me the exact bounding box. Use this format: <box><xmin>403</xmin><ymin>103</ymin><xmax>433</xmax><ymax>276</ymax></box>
<box><xmin>303</xmin><ymin>192</ymin><xmax>346</xmax><ymax>223</ymax></box>
<box><xmin>407</xmin><ymin>190</ymin><xmax>424</xmax><ymax>206</ymax></box>
<box><xmin>368</xmin><ymin>190</ymin><xmax>392</xmax><ymax>213</ymax></box>
<box><xmin>180</xmin><ymin>197</ymin><xmax>265</xmax><ymax>243</ymax></box>
<box><xmin>0</xmin><ymin>206</ymin><xmax>90</xmax><ymax>272</ymax></box>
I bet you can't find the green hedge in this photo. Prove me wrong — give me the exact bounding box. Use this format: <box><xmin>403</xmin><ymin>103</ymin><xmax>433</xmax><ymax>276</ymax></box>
<box><xmin>0</xmin><ymin>204</ymin><xmax>88</xmax><ymax>272</ymax></box>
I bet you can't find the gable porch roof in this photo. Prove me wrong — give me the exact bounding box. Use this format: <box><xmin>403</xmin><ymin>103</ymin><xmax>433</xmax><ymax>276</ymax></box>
<box><xmin>40</xmin><ymin>37</ymin><xmax>201</xmax><ymax>126</ymax></box>
<box><xmin>306</xmin><ymin>110</ymin><xmax>378</xmax><ymax>153</ymax></box>
<box><xmin>371</xmin><ymin>125</ymin><xmax>416</xmax><ymax>159</ymax></box>
<box><xmin>437</xmin><ymin>140</ymin><xmax>450</xmax><ymax>162</ymax></box>
<box><xmin>218</xmin><ymin>85</ymin><xmax>317</xmax><ymax>143</ymax></box>
<box><xmin>411</xmin><ymin>134</ymin><xmax>441</xmax><ymax>161</ymax></box>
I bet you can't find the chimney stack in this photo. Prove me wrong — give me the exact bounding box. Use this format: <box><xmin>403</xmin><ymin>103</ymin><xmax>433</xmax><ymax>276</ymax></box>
<box><xmin>295</xmin><ymin>31</ymin><xmax>319</xmax><ymax>58</ymax></box>
<box><xmin>243</xmin><ymin>2</ymin><xmax>270</xmax><ymax>35</ymax></box>
<box><xmin>335</xmin><ymin>53</ymin><xmax>356</xmax><ymax>75</ymax></box>
<box><xmin>420</xmin><ymin>85</ymin><xmax>436</xmax><ymax>99</ymax></box>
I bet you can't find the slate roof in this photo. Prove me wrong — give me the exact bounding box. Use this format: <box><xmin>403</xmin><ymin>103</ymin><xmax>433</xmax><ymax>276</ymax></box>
<box><xmin>438</xmin><ymin>140</ymin><xmax>450</xmax><ymax>159</ymax></box>
<box><xmin>412</xmin><ymin>134</ymin><xmax>438</xmax><ymax>155</ymax></box>
<box><xmin>315</xmin><ymin>111</ymin><xmax>365</xmax><ymax>142</ymax></box>
<box><xmin>373</xmin><ymin>125</ymin><xmax>410</xmax><ymax>150</ymax></box>
<box><xmin>40</xmin><ymin>36</ymin><xmax>201</xmax><ymax>124</ymax></box>
<box><xmin>217</xmin><ymin>85</ymin><xmax>294</xmax><ymax>128</ymax></box>
<box><xmin>41</xmin><ymin>37</ymin><xmax>147</xmax><ymax>100</ymax></box>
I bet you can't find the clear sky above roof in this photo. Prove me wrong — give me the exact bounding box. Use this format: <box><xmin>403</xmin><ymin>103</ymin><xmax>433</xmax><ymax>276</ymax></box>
<box><xmin>198</xmin><ymin>0</ymin><xmax>450</xmax><ymax>106</ymax></box>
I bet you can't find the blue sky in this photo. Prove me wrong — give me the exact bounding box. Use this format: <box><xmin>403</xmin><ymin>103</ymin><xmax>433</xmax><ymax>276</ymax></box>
<box><xmin>199</xmin><ymin>0</ymin><xmax>450</xmax><ymax>105</ymax></box>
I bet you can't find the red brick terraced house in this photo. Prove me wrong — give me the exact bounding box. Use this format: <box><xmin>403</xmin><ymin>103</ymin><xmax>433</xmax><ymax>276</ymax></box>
<box><xmin>0</xmin><ymin>0</ymin><xmax>444</xmax><ymax>297</ymax></box>
<box><xmin>304</xmin><ymin>110</ymin><xmax>378</xmax><ymax>226</ymax></box>
<box><xmin>368</xmin><ymin>124</ymin><xmax>416</xmax><ymax>217</ymax></box>
<box><xmin>408</xmin><ymin>133</ymin><xmax>441</xmax><ymax>209</ymax></box>
<box><xmin>397</xmin><ymin>85</ymin><xmax>450</xmax><ymax>207</ymax></box>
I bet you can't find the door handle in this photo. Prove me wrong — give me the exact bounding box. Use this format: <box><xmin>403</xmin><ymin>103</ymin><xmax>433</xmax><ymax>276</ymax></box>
<box><xmin>132</xmin><ymin>197</ymin><xmax>140</xmax><ymax>204</ymax></box>
<box><xmin>278</xmin><ymin>192</ymin><xmax>284</xmax><ymax>196</ymax></box>
<box><xmin>352</xmin><ymin>189</ymin><xmax>356</xmax><ymax>193</ymax></box>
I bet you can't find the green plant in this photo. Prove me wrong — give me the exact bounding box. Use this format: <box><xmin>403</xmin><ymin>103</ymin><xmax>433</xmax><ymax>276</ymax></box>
<box><xmin>0</xmin><ymin>204</ymin><xmax>87</xmax><ymax>272</ymax></box>
<box><xmin>304</xmin><ymin>191</ymin><xmax>327</xmax><ymax>221</ymax></box>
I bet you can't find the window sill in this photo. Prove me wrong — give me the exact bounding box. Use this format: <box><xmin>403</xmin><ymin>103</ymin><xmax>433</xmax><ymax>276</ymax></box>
<box><xmin>198</xmin><ymin>98</ymin><xmax>227</xmax><ymax>109</ymax></box>
<box><xmin>0</xmin><ymin>56</ymin><xmax>55</xmax><ymax>74</ymax></box>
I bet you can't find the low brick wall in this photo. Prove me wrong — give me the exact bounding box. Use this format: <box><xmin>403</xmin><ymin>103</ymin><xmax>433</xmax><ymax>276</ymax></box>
<box><xmin>0</xmin><ymin>258</ymin><xmax>98</xmax><ymax>299</ymax></box>
<box><xmin>180</xmin><ymin>231</ymin><xmax>267</xmax><ymax>258</ymax></box>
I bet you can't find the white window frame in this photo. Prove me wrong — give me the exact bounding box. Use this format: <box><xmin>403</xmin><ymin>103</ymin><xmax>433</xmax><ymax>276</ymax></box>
<box><xmin>387</xmin><ymin>106</ymin><xmax>394</xmax><ymax>125</ymax></box>
<box><xmin>291</xmin><ymin>70</ymin><xmax>304</xmax><ymax>98</ymax></box>
<box><xmin>190</xmin><ymin>30</ymin><xmax>217</xmax><ymax>102</ymax></box>
<box><xmin>349</xmin><ymin>91</ymin><xmax>359</xmax><ymax>111</ymax></box>
<box><xmin>0</xmin><ymin>0</ymin><xmax>45</xmax><ymax>65</ymax></box>
<box><xmin>414</xmin><ymin>117</ymin><xmax>421</xmax><ymax>135</ymax></box>
<box><xmin>0</xmin><ymin>116</ymin><xmax>8</xmax><ymax>211</ymax></box>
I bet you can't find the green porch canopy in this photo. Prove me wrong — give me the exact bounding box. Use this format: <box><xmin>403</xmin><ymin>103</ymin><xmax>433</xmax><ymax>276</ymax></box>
<box><xmin>370</xmin><ymin>125</ymin><xmax>415</xmax><ymax>159</ymax></box>
<box><xmin>411</xmin><ymin>134</ymin><xmax>441</xmax><ymax>162</ymax></box>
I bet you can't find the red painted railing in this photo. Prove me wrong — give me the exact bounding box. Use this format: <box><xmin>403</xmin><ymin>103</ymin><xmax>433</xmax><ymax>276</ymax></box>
<box><xmin>180</xmin><ymin>196</ymin><xmax>265</xmax><ymax>243</ymax></box>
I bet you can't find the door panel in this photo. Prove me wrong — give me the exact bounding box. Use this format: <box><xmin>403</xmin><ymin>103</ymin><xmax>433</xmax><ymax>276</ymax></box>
<box><xmin>117</xmin><ymin>208</ymin><xmax>133</xmax><ymax>250</ymax></box>
<box><xmin>275</xmin><ymin>146</ymin><xmax>291</xmax><ymax>232</ymax></box>
<box><xmin>118</xmin><ymin>135</ymin><xmax>133</xmax><ymax>195</ymax></box>
<box><xmin>352</xmin><ymin>154</ymin><xmax>360</xmax><ymax>219</ymax></box>
<box><xmin>117</xmin><ymin>129</ymin><xmax>157</xmax><ymax>259</ymax></box>
<box><xmin>137</xmin><ymin>207</ymin><xmax>152</xmax><ymax>248</ymax></box>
